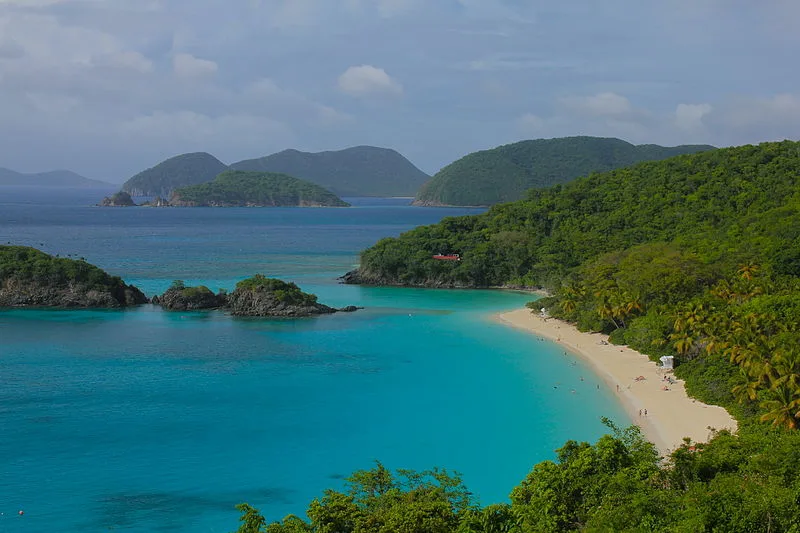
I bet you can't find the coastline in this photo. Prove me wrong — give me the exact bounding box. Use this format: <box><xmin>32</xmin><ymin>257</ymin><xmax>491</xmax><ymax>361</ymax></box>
<box><xmin>495</xmin><ymin>308</ymin><xmax>737</xmax><ymax>454</ymax></box>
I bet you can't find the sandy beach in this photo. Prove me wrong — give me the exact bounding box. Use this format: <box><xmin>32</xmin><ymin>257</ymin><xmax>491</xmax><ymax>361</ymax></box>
<box><xmin>496</xmin><ymin>308</ymin><xmax>737</xmax><ymax>454</ymax></box>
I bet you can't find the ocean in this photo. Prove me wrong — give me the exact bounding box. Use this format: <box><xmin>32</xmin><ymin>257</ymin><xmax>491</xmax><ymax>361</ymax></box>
<box><xmin>0</xmin><ymin>188</ymin><xmax>628</xmax><ymax>532</ymax></box>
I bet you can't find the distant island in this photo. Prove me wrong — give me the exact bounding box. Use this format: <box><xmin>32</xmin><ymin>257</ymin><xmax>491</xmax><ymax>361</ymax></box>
<box><xmin>152</xmin><ymin>276</ymin><xmax>361</xmax><ymax>317</ymax></box>
<box><xmin>230</xmin><ymin>146</ymin><xmax>430</xmax><ymax>197</ymax></box>
<box><xmin>168</xmin><ymin>170</ymin><xmax>349</xmax><ymax>207</ymax></box>
<box><xmin>0</xmin><ymin>245</ymin><xmax>147</xmax><ymax>308</ymax></box>
<box><xmin>0</xmin><ymin>167</ymin><xmax>112</xmax><ymax>188</ymax></box>
<box><xmin>99</xmin><ymin>191</ymin><xmax>137</xmax><ymax>207</ymax></box>
<box><xmin>413</xmin><ymin>136</ymin><xmax>716</xmax><ymax>206</ymax></box>
<box><xmin>121</xmin><ymin>152</ymin><xmax>228</xmax><ymax>198</ymax></box>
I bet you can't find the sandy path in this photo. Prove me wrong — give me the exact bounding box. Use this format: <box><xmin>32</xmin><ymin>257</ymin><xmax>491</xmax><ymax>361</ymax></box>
<box><xmin>496</xmin><ymin>308</ymin><xmax>737</xmax><ymax>454</ymax></box>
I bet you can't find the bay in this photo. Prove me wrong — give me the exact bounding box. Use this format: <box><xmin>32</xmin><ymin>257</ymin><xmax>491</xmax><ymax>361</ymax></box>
<box><xmin>0</xmin><ymin>188</ymin><xmax>628</xmax><ymax>532</ymax></box>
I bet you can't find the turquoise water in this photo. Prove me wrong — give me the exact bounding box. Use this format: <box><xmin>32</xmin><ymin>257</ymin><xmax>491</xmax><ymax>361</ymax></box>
<box><xmin>0</xmin><ymin>190</ymin><xmax>628</xmax><ymax>532</ymax></box>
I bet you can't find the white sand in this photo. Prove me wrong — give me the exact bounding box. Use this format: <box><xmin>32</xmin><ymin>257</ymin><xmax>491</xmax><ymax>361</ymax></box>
<box><xmin>496</xmin><ymin>308</ymin><xmax>737</xmax><ymax>454</ymax></box>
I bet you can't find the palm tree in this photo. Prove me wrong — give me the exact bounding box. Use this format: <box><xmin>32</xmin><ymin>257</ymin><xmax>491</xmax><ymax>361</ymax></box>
<box><xmin>738</xmin><ymin>263</ymin><xmax>760</xmax><ymax>281</ymax></box>
<box><xmin>759</xmin><ymin>385</ymin><xmax>800</xmax><ymax>430</ymax></box>
<box><xmin>732</xmin><ymin>369</ymin><xmax>760</xmax><ymax>403</ymax></box>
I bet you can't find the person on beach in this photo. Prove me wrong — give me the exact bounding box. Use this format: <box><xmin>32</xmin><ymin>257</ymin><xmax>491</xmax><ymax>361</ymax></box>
<box><xmin>644</xmin><ymin>409</ymin><xmax>648</xmax><ymax>416</ymax></box>
<box><xmin>639</xmin><ymin>409</ymin><xmax>642</xmax><ymax>416</ymax></box>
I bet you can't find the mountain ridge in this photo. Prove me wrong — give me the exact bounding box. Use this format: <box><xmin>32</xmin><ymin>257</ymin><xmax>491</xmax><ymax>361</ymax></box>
<box><xmin>413</xmin><ymin>136</ymin><xmax>717</xmax><ymax>206</ymax></box>
<box><xmin>120</xmin><ymin>152</ymin><xmax>228</xmax><ymax>198</ymax></box>
<box><xmin>0</xmin><ymin>167</ymin><xmax>112</xmax><ymax>188</ymax></box>
<box><xmin>229</xmin><ymin>145</ymin><xmax>430</xmax><ymax>197</ymax></box>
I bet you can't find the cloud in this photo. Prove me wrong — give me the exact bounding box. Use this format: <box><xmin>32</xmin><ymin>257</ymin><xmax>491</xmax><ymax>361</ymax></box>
<box><xmin>675</xmin><ymin>103</ymin><xmax>712</xmax><ymax>131</ymax></box>
<box><xmin>95</xmin><ymin>50</ymin><xmax>153</xmax><ymax>73</ymax></box>
<box><xmin>338</xmin><ymin>65</ymin><xmax>403</xmax><ymax>97</ymax></box>
<box><xmin>173</xmin><ymin>52</ymin><xmax>218</xmax><ymax>78</ymax></box>
<box><xmin>559</xmin><ymin>92</ymin><xmax>634</xmax><ymax>117</ymax></box>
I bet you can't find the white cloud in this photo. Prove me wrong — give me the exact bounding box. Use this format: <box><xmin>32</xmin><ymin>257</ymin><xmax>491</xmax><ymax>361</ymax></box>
<box><xmin>517</xmin><ymin>113</ymin><xmax>545</xmax><ymax>132</ymax></box>
<box><xmin>96</xmin><ymin>51</ymin><xmax>153</xmax><ymax>73</ymax></box>
<box><xmin>675</xmin><ymin>103</ymin><xmax>712</xmax><ymax>131</ymax></box>
<box><xmin>173</xmin><ymin>52</ymin><xmax>218</xmax><ymax>78</ymax></box>
<box><xmin>338</xmin><ymin>65</ymin><xmax>403</xmax><ymax>97</ymax></box>
<box><xmin>559</xmin><ymin>92</ymin><xmax>634</xmax><ymax>117</ymax></box>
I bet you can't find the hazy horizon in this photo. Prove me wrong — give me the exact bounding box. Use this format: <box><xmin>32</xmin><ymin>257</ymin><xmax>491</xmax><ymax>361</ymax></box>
<box><xmin>0</xmin><ymin>1</ymin><xmax>798</xmax><ymax>182</ymax></box>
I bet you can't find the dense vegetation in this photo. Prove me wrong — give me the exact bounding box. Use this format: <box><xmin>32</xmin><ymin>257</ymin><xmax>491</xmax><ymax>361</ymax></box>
<box><xmin>234</xmin><ymin>275</ymin><xmax>319</xmax><ymax>306</ymax></box>
<box><xmin>413</xmin><ymin>136</ymin><xmax>715</xmax><ymax>206</ymax></box>
<box><xmin>169</xmin><ymin>170</ymin><xmax>349</xmax><ymax>207</ymax></box>
<box><xmin>0</xmin><ymin>245</ymin><xmax>146</xmax><ymax>307</ymax></box>
<box><xmin>121</xmin><ymin>152</ymin><xmax>228</xmax><ymax>197</ymax></box>
<box><xmin>230</xmin><ymin>146</ymin><xmax>430</xmax><ymax>197</ymax></box>
<box><xmin>356</xmin><ymin>140</ymin><xmax>800</xmax><ymax>428</ymax></box>
<box><xmin>229</xmin><ymin>143</ymin><xmax>800</xmax><ymax>531</ymax></box>
<box><xmin>0</xmin><ymin>167</ymin><xmax>110</xmax><ymax>188</ymax></box>
<box><xmin>235</xmin><ymin>420</ymin><xmax>800</xmax><ymax>532</ymax></box>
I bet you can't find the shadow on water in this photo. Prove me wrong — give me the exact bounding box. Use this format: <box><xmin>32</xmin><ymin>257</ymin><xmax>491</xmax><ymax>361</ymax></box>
<box><xmin>87</xmin><ymin>487</ymin><xmax>294</xmax><ymax>531</ymax></box>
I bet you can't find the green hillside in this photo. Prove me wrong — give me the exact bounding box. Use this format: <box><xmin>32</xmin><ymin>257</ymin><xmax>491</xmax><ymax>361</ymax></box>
<box><xmin>230</xmin><ymin>146</ymin><xmax>430</xmax><ymax>197</ymax></box>
<box><xmin>169</xmin><ymin>170</ymin><xmax>349</xmax><ymax>207</ymax></box>
<box><xmin>350</xmin><ymin>140</ymin><xmax>800</xmax><ymax>431</ymax></box>
<box><xmin>0</xmin><ymin>167</ymin><xmax>111</xmax><ymax>188</ymax></box>
<box><xmin>121</xmin><ymin>152</ymin><xmax>228</xmax><ymax>197</ymax></box>
<box><xmin>414</xmin><ymin>136</ymin><xmax>715</xmax><ymax>206</ymax></box>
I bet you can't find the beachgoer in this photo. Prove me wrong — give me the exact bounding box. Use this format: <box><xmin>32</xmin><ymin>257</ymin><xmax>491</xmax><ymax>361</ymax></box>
<box><xmin>644</xmin><ymin>409</ymin><xmax>647</xmax><ymax>416</ymax></box>
<box><xmin>638</xmin><ymin>409</ymin><xmax>642</xmax><ymax>416</ymax></box>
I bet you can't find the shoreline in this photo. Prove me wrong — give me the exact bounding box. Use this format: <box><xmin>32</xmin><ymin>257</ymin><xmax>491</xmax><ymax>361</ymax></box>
<box><xmin>495</xmin><ymin>308</ymin><xmax>737</xmax><ymax>454</ymax></box>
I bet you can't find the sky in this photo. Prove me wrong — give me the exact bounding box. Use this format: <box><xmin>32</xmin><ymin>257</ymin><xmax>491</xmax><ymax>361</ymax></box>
<box><xmin>0</xmin><ymin>0</ymin><xmax>798</xmax><ymax>182</ymax></box>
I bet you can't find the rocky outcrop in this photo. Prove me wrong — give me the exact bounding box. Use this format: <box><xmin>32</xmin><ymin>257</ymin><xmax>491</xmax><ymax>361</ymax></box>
<box><xmin>0</xmin><ymin>245</ymin><xmax>148</xmax><ymax>308</ymax></box>
<box><xmin>338</xmin><ymin>268</ymin><xmax>476</xmax><ymax>288</ymax></box>
<box><xmin>227</xmin><ymin>287</ymin><xmax>337</xmax><ymax>317</ymax></box>
<box><xmin>99</xmin><ymin>191</ymin><xmax>137</xmax><ymax>207</ymax></box>
<box><xmin>0</xmin><ymin>278</ymin><xmax>147</xmax><ymax>308</ymax></box>
<box><xmin>140</xmin><ymin>196</ymin><xmax>170</xmax><ymax>207</ymax></box>
<box><xmin>151</xmin><ymin>285</ymin><xmax>226</xmax><ymax>310</ymax></box>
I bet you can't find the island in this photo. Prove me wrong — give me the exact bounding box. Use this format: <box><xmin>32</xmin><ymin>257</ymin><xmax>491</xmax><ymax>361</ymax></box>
<box><xmin>0</xmin><ymin>167</ymin><xmax>112</xmax><ymax>188</ymax></box>
<box><xmin>168</xmin><ymin>170</ymin><xmax>349</xmax><ymax>207</ymax></box>
<box><xmin>153</xmin><ymin>275</ymin><xmax>361</xmax><ymax>317</ymax></box>
<box><xmin>99</xmin><ymin>191</ymin><xmax>137</xmax><ymax>207</ymax></box>
<box><xmin>150</xmin><ymin>280</ymin><xmax>226</xmax><ymax>310</ymax></box>
<box><xmin>120</xmin><ymin>152</ymin><xmax>228</xmax><ymax>198</ymax></box>
<box><xmin>0</xmin><ymin>245</ymin><xmax>147</xmax><ymax>308</ymax></box>
<box><xmin>230</xmin><ymin>145</ymin><xmax>430</xmax><ymax>197</ymax></box>
<box><xmin>412</xmin><ymin>136</ymin><xmax>715</xmax><ymax>206</ymax></box>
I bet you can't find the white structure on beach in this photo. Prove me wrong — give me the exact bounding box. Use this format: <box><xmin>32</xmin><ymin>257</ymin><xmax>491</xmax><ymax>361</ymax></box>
<box><xmin>660</xmin><ymin>355</ymin><xmax>675</xmax><ymax>370</ymax></box>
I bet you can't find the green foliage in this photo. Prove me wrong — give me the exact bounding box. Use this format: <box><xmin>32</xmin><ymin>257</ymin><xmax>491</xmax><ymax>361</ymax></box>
<box><xmin>230</xmin><ymin>146</ymin><xmax>430</xmax><ymax>197</ymax></box>
<box><xmin>0</xmin><ymin>245</ymin><xmax>126</xmax><ymax>293</ymax></box>
<box><xmin>181</xmin><ymin>285</ymin><xmax>214</xmax><ymax>298</ymax></box>
<box><xmin>235</xmin><ymin>274</ymin><xmax>319</xmax><ymax>306</ymax></box>
<box><xmin>237</xmin><ymin>420</ymin><xmax>800</xmax><ymax>532</ymax></box>
<box><xmin>121</xmin><ymin>152</ymin><xmax>228</xmax><ymax>197</ymax></box>
<box><xmin>171</xmin><ymin>170</ymin><xmax>349</xmax><ymax>207</ymax></box>
<box><xmin>364</xmin><ymin>141</ymin><xmax>800</xmax><ymax>289</ymax></box>
<box><xmin>414</xmin><ymin>136</ymin><xmax>715</xmax><ymax>206</ymax></box>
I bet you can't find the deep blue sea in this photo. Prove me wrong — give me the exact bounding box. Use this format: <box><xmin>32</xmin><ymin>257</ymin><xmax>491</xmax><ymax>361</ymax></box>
<box><xmin>0</xmin><ymin>188</ymin><xmax>628</xmax><ymax>532</ymax></box>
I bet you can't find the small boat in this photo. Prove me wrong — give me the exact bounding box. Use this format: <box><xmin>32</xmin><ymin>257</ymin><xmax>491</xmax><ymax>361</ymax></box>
<box><xmin>432</xmin><ymin>253</ymin><xmax>461</xmax><ymax>261</ymax></box>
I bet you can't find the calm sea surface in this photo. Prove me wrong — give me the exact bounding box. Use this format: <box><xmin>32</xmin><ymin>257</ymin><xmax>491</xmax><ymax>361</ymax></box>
<box><xmin>0</xmin><ymin>188</ymin><xmax>628</xmax><ymax>532</ymax></box>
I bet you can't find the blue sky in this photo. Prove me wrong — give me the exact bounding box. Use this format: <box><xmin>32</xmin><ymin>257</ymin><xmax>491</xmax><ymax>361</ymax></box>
<box><xmin>0</xmin><ymin>0</ymin><xmax>798</xmax><ymax>182</ymax></box>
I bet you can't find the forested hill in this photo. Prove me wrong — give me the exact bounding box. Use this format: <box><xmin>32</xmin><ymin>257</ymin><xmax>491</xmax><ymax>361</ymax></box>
<box><xmin>413</xmin><ymin>136</ymin><xmax>715</xmax><ymax>206</ymax></box>
<box><xmin>0</xmin><ymin>168</ymin><xmax>111</xmax><ymax>188</ymax></box>
<box><xmin>168</xmin><ymin>170</ymin><xmax>349</xmax><ymax>207</ymax></box>
<box><xmin>230</xmin><ymin>146</ymin><xmax>430</xmax><ymax>197</ymax></box>
<box><xmin>121</xmin><ymin>152</ymin><xmax>228</xmax><ymax>197</ymax></box>
<box><xmin>357</xmin><ymin>141</ymin><xmax>799</xmax><ymax>289</ymax></box>
<box><xmin>351</xmin><ymin>139</ymin><xmax>800</xmax><ymax>438</ymax></box>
